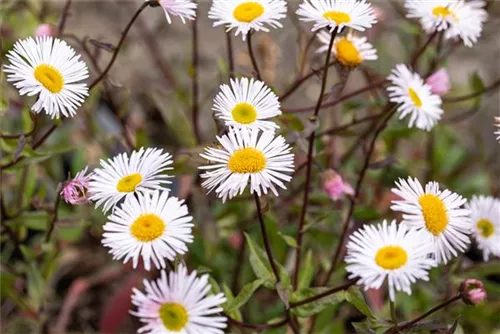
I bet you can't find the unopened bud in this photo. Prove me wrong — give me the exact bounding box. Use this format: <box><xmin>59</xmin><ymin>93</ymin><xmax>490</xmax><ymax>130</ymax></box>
<box><xmin>460</xmin><ymin>278</ymin><xmax>487</xmax><ymax>305</ymax></box>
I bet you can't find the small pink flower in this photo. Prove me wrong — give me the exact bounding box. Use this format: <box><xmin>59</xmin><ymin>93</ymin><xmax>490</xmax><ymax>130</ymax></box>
<box><xmin>322</xmin><ymin>170</ymin><xmax>354</xmax><ymax>201</ymax></box>
<box><xmin>426</xmin><ymin>68</ymin><xmax>451</xmax><ymax>96</ymax></box>
<box><xmin>35</xmin><ymin>24</ymin><xmax>56</xmax><ymax>37</ymax></box>
<box><xmin>60</xmin><ymin>167</ymin><xmax>91</xmax><ymax>205</ymax></box>
<box><xmin>460</xmin><ymin>278</ymin><xmax>487</xmax><ymax>305</ymax></box>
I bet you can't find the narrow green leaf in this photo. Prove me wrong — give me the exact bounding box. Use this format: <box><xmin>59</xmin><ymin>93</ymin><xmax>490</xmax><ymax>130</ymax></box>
<box><xmin>19</xmin><ymin>245</ymin><xmax>36</xmax><ymax>262</ymax></box>
<box><xmin>244</xmin><ymin>233</ymin><xmax>274</xmax><ymax>284</ymax></box>
<box><xmin>298</xmin><ymin>250</ymin><xmax>314</xmax><ymax>289</ymax></box>
<box><xmin>277</xmin><ymin>232</ymin><xmax>298</xmax><ymax>248</ymax></box>
<box><xmin>244</xmin><ymin>233</ymin><xmax>292</xmax><ymax>290</ymax></box>
<box><xmin>290</xmin><ymin>287</ymin><xmax>344</xmax><ymax>317</ymax></box>
<box><xmin>221</xmin><ymin>284</ymin><xmax>242</xmax><ymax>321</ymax></box>
<box><xmin>345</xmin><ymin>286</ymin><xmax>375</xmax><ymax>319</ymax></box>
<box><xmin>13</xmin><ymin>212</ymin><xmax>49</xmax><ymax>231</ymax></box>
<box><xmin>225</xmin><ymin>279</ymin><xmax>264</xmax><ymax>313</ymax></box>
<box><xmin>0</xmin><ymin>271</ymin><xmax>17</xmax><ymax>302</ymax></box>
<box><xmin>26</xmin><ymin>263</ymin><xmax>44</xmax><ymax>310</ymax></box>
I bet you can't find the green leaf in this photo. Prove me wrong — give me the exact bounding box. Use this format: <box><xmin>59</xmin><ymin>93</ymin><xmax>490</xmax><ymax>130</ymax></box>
<box><xmin>470</xmin><ymin>71</ymin><xmax>486</xmax><ymax>94</ymax></box>
<box><xmin>298</xmin><ymin>250</ymin><xmax>314</xmax><ymax>289</ymax></box>
<box><xmin>209</xmin><ymin>277</ymin><xmax>221</xmax><ymax>295</ymax></box>
<box><xmin>19</xmin><ymin>245</ymin><xmax>36</xmax><ymax>262</ymax></box>
<box><xmin>56</xmin><ymin>224</ymin><xmax>86</xmax><ymax>242</ymax></box>
<box><xmin>221</xmin><ymin>284</ymin><xmax>242</xmax><ymax>321</ymax></box>
<box><xmin>244</xmin><ymin>233</ymin><xmax>274</xmax><ymax>283</ymax></box>
<box><xmin>345</xmin><ymin>286</ymin><xmax>375</xmax><ymax>319</ymax></box>
<box><xmin>0</xmin><ymin>271</ymin><xmax>17</xmax><ymax>302</ymax></box>
<box><xmin>290</xmin><ymin>287</ymin><xmax>344</xmax><ymax>317</ymax></box>
<box><xmin>225</xmin><ymin>279</ymin><xmax>264</xmax><ymax>313</ymax></box>
<box><xmin>352</xmin><ymin>321</ymin><xmax>377</xmax><ymax>334</ymax></box>
<box><xmin>13</xmin><ymin>212</ymin><xmax>49</xmax><ymax>231</ymax></box>
<box><xmin>352</xmin><ymin>318</ymin><xmax>393</xmax><ymax>334</ymax></box>
<box><xmin>26</xmin><ymin>263</ymin><xmax>44</xmax><ymax>310</ymax></box>
<box><xmin>277</xmin><ymin>232</ymin><xmax>298</xmax><ymax>248</ymax></box>
<box><xmin>243</xmin><ymin>233</ymin><xmax>292</xmax><ymax>290</ymax></box>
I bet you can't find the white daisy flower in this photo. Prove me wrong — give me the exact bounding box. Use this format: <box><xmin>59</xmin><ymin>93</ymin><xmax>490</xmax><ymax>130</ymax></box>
<box><xmin>495</xmin><ymin>117</ymin><xmax>500</xmax><ymax>142</ymax></box>
<box><xmin>131</xmin><ymin>265</ymin><xmax>227</xmax><ymax>334</ymax></box>
<box><xmin>89</xmin><ymin>147</ymin><xmax>173</xmax><ymax>213</ymax></box>
<box><xmin>345</xmin><ymin>220</ymin><xmax>436</xmax><ymax>301</ymax></box>
<box><xmin>296</xmin><ymin>0</ymin><xmax>377</xmax><ymax>33</ymax></box>
<box><xmin>387</xmin><ymin>64</ymin><xmax>443</xmax><ymax>131</ymax></box>
<box><xmin>391</xmin><ymin>177</ymin><xmax>471</xmax><ymax>265</ymax></box>
<box><xmin>102</xmin><ymin>191</ymin><xmax>193</xmax><ymax>271</ymax></box>
<box><xmin>316</xmin><ymin>30</ymin><xmax>378</xmax><ymax>67</ymax></box>
<box><xmin>157</xmin><ymin>0</ymin><xmax>197</xmax><ymax>24</ymax></box>
<box><xmin>199</xmin><ymin>128</ymin><xmax>294</xmax><ymax>202</ymax></box>
<box><xmin>467</xmin><ymin>195</ymin><xmax>500</xmax><ymax>261</ymax></box>
<box><xmin>208</xmin><ymin>0</ymin><xmax>287</xmax><ymax>40</ymax></box>
<box><xmin>213</xmin><ymin>77</ymin><xmax>281</xmax><ymax>132</ymax></box>
<box><xmin>3</xmin><ymin>37</ymin><xmax>89</xmax><ymax>119</ymax></box>
<box><xmin>405</xmin><ymin>0</ymin><xmax>487</xmax><ymax>47</ymax></box>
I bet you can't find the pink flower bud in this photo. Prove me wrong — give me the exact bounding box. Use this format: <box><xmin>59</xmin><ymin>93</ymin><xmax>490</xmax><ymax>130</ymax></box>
<box><xmin>426</xmin><ymin>68</ymin><xmax>451</xmax><ymax>96</ymax></box>
<box><xmin>228</xmin><ymin>232</ymin><xmax>243</xmax><ymax>249</ymax></box>
<box><xmin>60</xmin><ymin>167</ymin><xmax>91</xmax><ymax>205</ymax></box>
<box><xmin>460</xmin><ymin>278</ymin><xmax>487</xmax><ymax>305</ymax></box>
<box><xmin>35</xmin><ymin>24</ymin><xmax>56</xmax><ymax>37</ymax></box>
<box><xmin>322</xmin><ymin>170</ymin><xmax>354</xmax><ymax>201</ymax></box>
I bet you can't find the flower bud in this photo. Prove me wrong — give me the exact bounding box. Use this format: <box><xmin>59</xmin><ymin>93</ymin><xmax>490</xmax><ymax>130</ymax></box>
<box><xmin>60</xmin><ymin>167</ymin><xmax>91</xmax><ymax>205</ymax></box>
<box><xmin>425</xmin><ymin>68</ymin><xmax>451</xmax><ymax>96</ymax></box>
<box><xmin>322</xmin><ymin>169</ymin><xmax>354</xmax><ymax>201</ymax></box>
<box><xmin>35</xmin><ymin>24</ymin><xmax>56</xmax><ymax>37</ymax></box>
<box><xmin>459</xmin><ymin>278</ymin><xmax>487</xmax><ymax>305</ymax></box>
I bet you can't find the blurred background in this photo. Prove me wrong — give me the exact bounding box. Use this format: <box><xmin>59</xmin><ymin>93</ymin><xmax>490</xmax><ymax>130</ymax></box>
<box><xmin>1</xmin><ymin>1</ymin><xmax>500</xmax><ymax>333</ymax></box>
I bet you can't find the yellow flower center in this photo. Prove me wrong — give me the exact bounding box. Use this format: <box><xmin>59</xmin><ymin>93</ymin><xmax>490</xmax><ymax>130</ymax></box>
<box><xmin>432</xmin><ymin>6</ymin><xmax>459</xmax><ymax>21</ymax></box>
<box><xmin>159</xmin><ymin>303</ymin><xmax>188</xmax><ymax>331</ymax></box>
<box><xmin>323</xmin><ymin>11</ymin><xmax>351</xmax><ymax>25</ymax></box>
<box><xmin>335</xmin><ymin>38</ymin><xmax>362</xmax><ymax>67</ymax></box>
<box><xmin>228</xmin><ymin>147</ymin><xmax>266</xmax><ymax>174</ymax></box>
<box><xmin>233</xmin><ymin>2</ymin><xmax>265</xmax><ymax>23</ymax></box>
<box><xmin>232</xmin><ymin>102</ymin><xmax>258</xmax><ymax>124</ymax></box>
<box><xmin>477</xmin><ymin>219</ymin><xmax>494</xmax><ymax>238</ymax></box>
<box><xmin>130</xmin><ymin>214</ymin><xmax>165</xmax><ymax>242</ymax></box>
<box><xmin>375</xmin><ymin>246</ymin><xmax>408</xmax><ymax>270</ymax></box>
<box><xmin>419</xmin><ymin>194</ymin><xmax>448</xmax><ymax>236</ymax></box>
<box><xmin>116</xmin><ymin>173</ymin><xmax>142</xmax><ymax>192</ymax></box>
<box><xmin>408</xmin><ymin>88</ymin><xmax>423</xmax><ymax>107</ymax></box>
<box><xmin>34</xmin><ymin>64</ymin><xmax>64</xmax><ymax>93</ymax></box>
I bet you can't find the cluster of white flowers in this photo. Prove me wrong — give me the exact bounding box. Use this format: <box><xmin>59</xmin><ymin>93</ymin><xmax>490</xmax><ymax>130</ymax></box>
<box><xmin>3</xmin><ymin>0</ymin><xmax>498</xmax><ymax>332</ymax></box>
<box><xmin>346</xmin><ymin>177</ymin><xmax>500</xmax><ymax>301</ymax></box>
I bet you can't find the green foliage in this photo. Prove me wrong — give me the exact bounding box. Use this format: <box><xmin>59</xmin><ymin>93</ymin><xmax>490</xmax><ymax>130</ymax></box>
<box><xmin>291</xmin><ymin>288</ymin><xmax>344</xmax><ymax>318</ymax></box>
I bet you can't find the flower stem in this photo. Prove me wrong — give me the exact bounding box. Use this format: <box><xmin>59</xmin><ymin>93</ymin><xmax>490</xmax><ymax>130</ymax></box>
<box><xmin>226</xmin><ymin>32</ymin><xmax>235</xmax><ymax>79</ymax></box>
<box><xmin>56</xmin><ymin>0</ymin><xmax>72</xmax><ymax>37</ymax></box>
<box><xmin>389</xmin><ymin>294</ymin><xmax>462</xmax><ymax>333</ymax></box>
<box><xmin>390</xmin><ymin>299</ymin><xmax>398</xmax><ymax>324</ymax></box>
<box><xmin>247</xmin><ymin>32</ymin><xmax>262</xmax><ymax>80</ymax></box>
<box><xmin>89</xmin><ymin>1</ymin><xmax>152</xmax><ymax>90</ymax></box>
<box><xmin>254</xmin><ymin>193</ymin><xmax>280</xmax><ymax>283</ymax></box>
<box><xmin>293</xmin><ymin>27</ymin><xmax>338</xmax><ymax>289</ymax></box>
